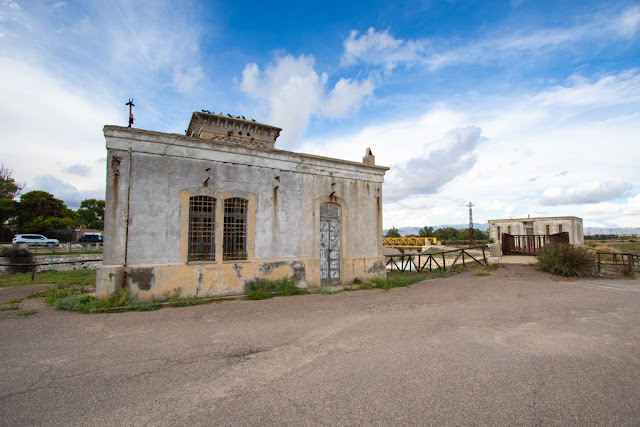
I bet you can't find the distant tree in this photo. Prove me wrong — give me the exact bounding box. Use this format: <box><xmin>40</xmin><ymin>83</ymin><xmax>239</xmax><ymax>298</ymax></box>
<box><xmin>15</xmin><ymin>191</ymin><xmax>73</xmax><ymax>234</ymax></box>
<box><xmin>0</xmin><ymin>165</ymin><xmax>23</xmax><ymax>199</ymax></box>
<box><xmin>473</xmin><ymin>228</ymin><xmax>489</xmax><ymax>241</ymax></box>
<box><xmin>386</xmin><ymin>226</ymin><xmax>401</xmax><ymax>238</ymax></box>
<box><xmin>0</xmin><ymin>165</ymin><xmax>23</xmax><ymax>239</ymax></box>
<box><xmin>75</xmin><ymin>198</ymin><xmax>105</xmax><ymax>229</ymax></box>
<box><xmin>434</xmin><ymin>227</ymin><xmax>459</xmax><ymax>242</ymax></box>
<box><xmin>418</xmin><ymin>226</ymin><xmax>435</xmax><ymax>237</ymax></box>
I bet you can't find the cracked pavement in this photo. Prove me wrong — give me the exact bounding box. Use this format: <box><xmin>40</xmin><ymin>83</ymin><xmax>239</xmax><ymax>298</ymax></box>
<box><xmin>1</xmin><ymin>265</ymin><xmax>639</xmax><ymax>425</ymax></box>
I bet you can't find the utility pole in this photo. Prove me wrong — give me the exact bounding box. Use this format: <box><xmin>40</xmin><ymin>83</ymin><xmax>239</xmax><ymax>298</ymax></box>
<box><xmin>468</xmin><ymin>202</ymin><xmax>474</xmax><ymax>247</ymax></box>
<box><xmin>126</xmin><ymin>98</ymin><xmax>135</xmax><ymax>127</ymax></box>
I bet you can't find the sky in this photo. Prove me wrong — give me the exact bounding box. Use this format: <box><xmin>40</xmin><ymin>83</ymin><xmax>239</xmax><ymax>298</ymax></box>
<box><xmin>0</xmin><ymin>0</ymin><xmax>639</xmax><ymax>231</ymax></box>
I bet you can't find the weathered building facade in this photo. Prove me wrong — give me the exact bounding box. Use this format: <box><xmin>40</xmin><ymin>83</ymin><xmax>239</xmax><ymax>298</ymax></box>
<box><xmin>488</xmin><ymin>216</ymin><xmax>584</xmax><ymax>245</ymax></box>
<box><xmin>96</xmin><ymin>112</ymin><xmax>388</xmax><ymax>299</ymax></box>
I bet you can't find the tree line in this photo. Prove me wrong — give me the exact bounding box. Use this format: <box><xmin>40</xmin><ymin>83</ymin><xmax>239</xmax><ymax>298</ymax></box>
<box><xmin>0</xmin><ymin>165</ymin><xmax>104</xmax><ymax>240</ymax></box>
<box><xmin>386</xmin><ymin>225</ymin><xmax>489</xmax><ymax>242</ymax></box>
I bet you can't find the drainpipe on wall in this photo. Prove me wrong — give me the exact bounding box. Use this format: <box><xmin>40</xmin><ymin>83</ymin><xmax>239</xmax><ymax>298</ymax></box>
<box><xmin>123</xmin><ymin>147</ymin><xmax>132</xmax><ymax>267</ymax></box>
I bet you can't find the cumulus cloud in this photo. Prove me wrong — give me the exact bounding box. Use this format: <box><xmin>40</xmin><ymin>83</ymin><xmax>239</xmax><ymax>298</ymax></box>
<box><xmin>322</xmin><ymin>77</ymin><xmax>375</xmax><ymax>116</ymax></box>
<box><xmin>28</xmin><ymin>175</ymin><xmax>104</xmax><ymax>209</ymax></box>
<box><xmin>171</xmin><ymin>65</ymin><xmax>205</xmax><ymax>93</ymax></box>
<box><xmin>341</xmin><ymin>28</ymin><xmax>425</xmax><ymax>71</ymax></box>
<box><xmin>340</xmin><ymin>7</ymin><xmax>640</xmax><ymax>72</ymax></box>
<box><xmin>239</xmin><ymin>54</ymin><xmax>375</xmax><ymax>148</ymax></box>
<box><xmin>385</xmin><ymin>127</ymin><xmax>486</xmax><ymax>201</ymax></box>
<box><xmin>537</xmin><ymin>181</ymin><xmax>633</xmax><ymax>206</ymax></box>
<box><xmin>63</xmin><ymin>164</ymin><xmax>92</xmax><ymax>177</ymax></box>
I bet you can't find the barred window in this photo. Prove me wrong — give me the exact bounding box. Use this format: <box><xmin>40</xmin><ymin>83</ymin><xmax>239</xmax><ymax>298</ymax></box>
<box><xmin>188</xmin><ymin>196</ymin><xmax>216</xmax><ymax>261</ymax></box>
<box><xmin>223</xmin><ymin>197</ymin><xmax>247</xmax><ymax>261</ymax></box>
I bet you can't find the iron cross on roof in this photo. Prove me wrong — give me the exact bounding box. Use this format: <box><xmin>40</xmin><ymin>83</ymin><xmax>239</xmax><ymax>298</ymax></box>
<box><xmin>126</xmin><ymin>98</ymin><xmax>135</xmax><ymax>127</ymax></box>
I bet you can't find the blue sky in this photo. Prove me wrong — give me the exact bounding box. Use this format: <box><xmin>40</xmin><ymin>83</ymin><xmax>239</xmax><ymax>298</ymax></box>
<box><xmin>1</xmin><ymin>0</ymin><xmax>639</xmax><ymax>230</ymax></box>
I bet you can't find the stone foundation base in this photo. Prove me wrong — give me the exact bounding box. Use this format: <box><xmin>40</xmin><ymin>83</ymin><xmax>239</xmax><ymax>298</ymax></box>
<box><xmin>96</xmin><ymin>256</ymin><xmax>386</xmax><ymax>300</ymax></box>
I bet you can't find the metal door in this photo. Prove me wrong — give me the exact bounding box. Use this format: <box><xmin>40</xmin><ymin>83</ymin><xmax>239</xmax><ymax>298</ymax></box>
<box><xmin>320</xmin><ymin>203</ymin><xmax>341</xmax><ymax>285</ymax></box>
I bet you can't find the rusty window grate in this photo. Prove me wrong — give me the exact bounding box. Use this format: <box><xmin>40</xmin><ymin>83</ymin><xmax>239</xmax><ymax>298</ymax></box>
<box><xmin>223</xmin><ymin>197</ymin><xmax>248</xmax><ymax>261</ymax></box>
<box><xmin>188</xmin><ymin>196</ymin><xmax>216</xmax><ymax>261</ymax></box>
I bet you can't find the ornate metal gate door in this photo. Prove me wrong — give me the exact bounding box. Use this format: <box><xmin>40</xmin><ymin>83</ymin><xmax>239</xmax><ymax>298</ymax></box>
<box><xmin>320</xmin><ymin>203</ymin><xmax>341</xmax><ymax>285</ymax></box>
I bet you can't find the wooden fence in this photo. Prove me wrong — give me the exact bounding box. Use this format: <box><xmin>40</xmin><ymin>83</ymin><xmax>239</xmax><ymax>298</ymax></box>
<box><xmin>596</xmin><ymin>251</ymin><xmax>640</xmax><ymax>274</ymax></box>
<box><xmin>385</xmin><ymin>246</ymin><xmax>488</xmax><ymax>273</ymax></box>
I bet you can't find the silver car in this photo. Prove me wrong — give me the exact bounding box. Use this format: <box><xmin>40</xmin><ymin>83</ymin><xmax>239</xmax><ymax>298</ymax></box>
<box><xmin>12</xmin><ymin>234</ymin><xmax>60</xmax><ymax>247</ymax></box>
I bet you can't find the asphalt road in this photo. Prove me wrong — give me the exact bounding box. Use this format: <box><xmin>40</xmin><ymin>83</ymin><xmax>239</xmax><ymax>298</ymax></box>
<box><xmin>1</xmin><ymin>265</ymin><xmax>639</xmax><ymax>425</ymax></box>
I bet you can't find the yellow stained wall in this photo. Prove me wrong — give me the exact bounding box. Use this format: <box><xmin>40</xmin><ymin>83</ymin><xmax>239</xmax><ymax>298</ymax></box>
<box><xmin>96</xmin><ymin>256</ymin><xmax>386</xmax><ymax>300</ymax></box>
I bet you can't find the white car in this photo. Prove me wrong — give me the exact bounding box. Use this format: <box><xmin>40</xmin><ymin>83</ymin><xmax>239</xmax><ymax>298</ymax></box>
<box><xmin>12</xmin><ymin>234</ymin><xmax>60</xmax><ymax>247</ymax></box>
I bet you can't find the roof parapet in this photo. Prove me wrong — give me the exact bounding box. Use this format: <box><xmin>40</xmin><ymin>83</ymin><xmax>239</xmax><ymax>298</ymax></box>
<box><xmin>186</xmin><ymin>111</ymin><xmax>282</xmax><ymax>149</ymax></box>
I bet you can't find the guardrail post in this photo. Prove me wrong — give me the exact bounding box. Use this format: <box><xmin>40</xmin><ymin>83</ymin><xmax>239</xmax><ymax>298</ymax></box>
<box><xmin>628</xmin><ymin>254</ymin><xmax>633</xmax><ymax>275</ymax></box>
<box><xmin>597</xmin><ymin>252</ymin><xmax>601</xmax><ymax>274</ymax></box>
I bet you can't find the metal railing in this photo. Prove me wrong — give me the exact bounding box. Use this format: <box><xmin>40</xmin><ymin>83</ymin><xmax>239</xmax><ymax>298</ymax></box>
<box><xmin>385</xmin><ymin>246</ymin><xmax>488</xmax><ymax>273</ymax></box>
<box><xmin>501</xmin><ymin>232</ymin><xmax>569</xmax><ymax>255</ymax></box>
<box><xmin>0</xmin><ymin>242</ymin><xmax>103</xmax><ymax>254</ymax></box>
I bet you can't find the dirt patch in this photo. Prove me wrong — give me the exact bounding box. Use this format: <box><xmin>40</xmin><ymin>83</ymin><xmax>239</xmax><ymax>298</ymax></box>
<box><xmin>0</xmin><ymin>283</ymin><xmax>52</xmax><ymax>305</ymax></box>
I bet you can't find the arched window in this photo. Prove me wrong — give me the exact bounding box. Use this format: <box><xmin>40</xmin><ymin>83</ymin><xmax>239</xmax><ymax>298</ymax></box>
<box><xmin>188</xmin><ymin>196</ymin><xmax>216</xmax><ymax>261</ymax></box>
<box><xmin>223</xmin><ymin>197</ymin><xmax>248</xmax><ymax>260</ymax></box>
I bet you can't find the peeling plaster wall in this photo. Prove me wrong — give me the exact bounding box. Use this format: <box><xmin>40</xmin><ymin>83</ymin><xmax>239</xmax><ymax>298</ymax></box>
<box><xmin>97</xmin><ymin>126</ymin><xmax>388</xmax><ymax>298</ymax></box>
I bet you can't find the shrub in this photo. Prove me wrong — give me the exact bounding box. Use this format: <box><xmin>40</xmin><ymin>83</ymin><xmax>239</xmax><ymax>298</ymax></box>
<box><xmin>244</xmin><ymin>277</ymin><xmax>306</xmax><ymax>300</ymax></box>
<box><xmin>2</xmin><ymin>247</ymin><xmax>34</xmax><ymax>274</ymax></box>
<box><xmin>537</xmin><ymin>243</ymin><xmax>596</xmax><ymax>277</ymax></box>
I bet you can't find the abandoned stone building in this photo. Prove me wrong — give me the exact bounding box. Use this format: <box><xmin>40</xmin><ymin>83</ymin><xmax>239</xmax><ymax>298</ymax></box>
<box><xmin>488</xmin><ymin>216</ymin><xmax>584</xmax><ymax>245</ymax></box>
<box><xmin>96</xmin><ymin>112</ymin><xmax>389</xmax><ymax>299</ymax></box>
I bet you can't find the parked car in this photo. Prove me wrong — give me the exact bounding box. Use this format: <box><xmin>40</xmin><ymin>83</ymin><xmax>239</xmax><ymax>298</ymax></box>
<box><xmin>12</xmin><ymin>234</ymin><xmax>60</xmax><ymax>247</ymax></box>
<box><xmin>77</xmin><ymin>234</ymin><xmax>103</xmax><ymax>245</ymax></box>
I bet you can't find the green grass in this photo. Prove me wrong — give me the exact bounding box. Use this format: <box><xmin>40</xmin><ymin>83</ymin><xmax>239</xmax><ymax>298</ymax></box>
<box><xmin>340</xmin><ymin>267</ymin><xmax>465</xmax><ymax>292</ymax></box>
<box><xmin>0</xmin><ymin>298</ymin><xmax>21</xmax><ymax>311</ymax></box>
<box><xmin>15</xmin><ymin>309</ymin><xmax>37</xmax><ymax>316</ymax></box>
<box><xmin>0</xmin><ymin>269</ymin><xmax>97</xmax><ymax>288</ymax></box>
<box><xmin>244</xmin><ymin>277</ymin><xmax>307</xmax><ymax>300</ymax></box>
<box><xmin>314</xmin><ymin>286</ymin><xmax>337</xmax><ymax>295</ymax></box>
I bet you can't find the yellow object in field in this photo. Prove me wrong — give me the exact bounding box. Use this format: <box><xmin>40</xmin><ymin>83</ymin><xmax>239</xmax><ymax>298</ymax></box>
<box><xmin>383</xmin><ymin>237</ymin><xmax>437</xmax><ymax>247</ymax></box>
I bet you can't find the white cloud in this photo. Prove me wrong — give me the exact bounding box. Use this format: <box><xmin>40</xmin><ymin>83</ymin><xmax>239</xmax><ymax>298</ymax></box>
<box><xmin>321</xmin><ymin>77</ymin><xmax>375</xmax><ymax>117</ymax></box>
<box><xmin>0</xmin><ymin>57</ymin><xmax>118</xmax><ymax>196</ymax></box>
<box><xmin>0</xmin><ymin>0</ymin><xmax>205</xmax><ymax>99</ymax></box>
<box><xmin>385</xmin><ymin>127</ymin><xmax>486</xmax><ymax>201</ymax></box>
<box><xmin>296</xmin><ymin>68</ymin><xmax>640</xmax><ymax>228</ymax></box>
<box><xmin>171</xmin><ymin>65</ymin><xmax>205</xmax><ymax>93</ymax></box>
<box><xmin>538</xmin><ymin>181</ymin><xmax>633</xmax><ymax>206</ymax></box>
<box><xmin>239</xmin><ymin>54</ymin><xmax>375</xmax><ymax>148</ymax></box>
<box><xmin>533</xmin><ymin>69</ymin><xmax>640</xmax><ymax>108</ymax></box>
<box><xmin>341</xmin><ymin>28</ymin><xmax>424</xmax><ymax>72</ymax></box>
<box><xmin>340</xmin><ymin>7</ymin><xmax>640</xmax><ymax>72</ymax></box>
<box><xmin>63</xmin><ymin>164</ymin><xmax>92</xmax><ymax>177</ymax></box>
<box><xmin>616</xmin><ymin>5</ymin><xmax>640</xmax><ymax>37</ymax></box>
<box><xmin>28</xmin><ymin>175</ymin><xmax>104</xmax><ymax>209</ymax></box>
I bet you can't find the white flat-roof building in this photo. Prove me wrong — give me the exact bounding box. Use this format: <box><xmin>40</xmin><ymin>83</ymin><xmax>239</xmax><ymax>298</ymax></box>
<box><xmin>488</xmin><ymin>216</ymin><xmax>584</xmax><ymax>245</ymax></box>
